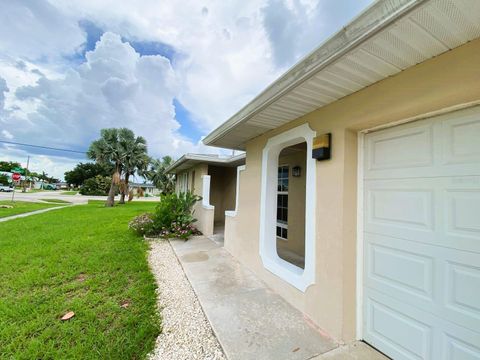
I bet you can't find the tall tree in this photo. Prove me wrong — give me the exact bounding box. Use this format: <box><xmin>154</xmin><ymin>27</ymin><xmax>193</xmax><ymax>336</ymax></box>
<box><xmin>87</xmin><ymin>128</ymin><xmax>147</xmax><ymax>207</ymax></box>
<box><xmin>0</xmin><ymin>161</ymin><xmax>21</xmax><ymax>172</ymax></box>
<box><xmin>118</xmin><ymin>136</ymin><xmax>149</xmax><ymax>204</ymax></box>
<box><xmin>146</xmin><ymin>156</ymin><xmax>175</xmax><ymax>195</ymax></box>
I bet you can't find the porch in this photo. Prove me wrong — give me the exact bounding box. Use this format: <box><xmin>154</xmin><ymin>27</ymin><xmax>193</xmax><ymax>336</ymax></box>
<box><xmin>170</xmin><ymin>236</ymin><xmax>387</xmax><ymax>360</ymax></box>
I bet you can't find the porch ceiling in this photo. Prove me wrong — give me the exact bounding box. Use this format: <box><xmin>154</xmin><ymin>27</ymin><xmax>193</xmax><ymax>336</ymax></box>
<box><xmin>203</xmin><ymin>0</ymin><xmax>480</xmax><ymax>150</ymax></box>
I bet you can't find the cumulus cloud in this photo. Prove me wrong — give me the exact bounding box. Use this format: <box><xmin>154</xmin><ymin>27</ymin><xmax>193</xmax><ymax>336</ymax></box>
<box><xmin>46</xmin><ymin>0</ymin><xmax>373</xmax><ymax>132</ymax></box>
<box><xmin>0</xmin><ymin>0</ymin><xmax>85</xmax><ymax>61</ymax></box>
<box><xmin>0</xmin><ymin>0</ymin><xmax>374</xmax><ymax>179</ymax></box>
<box><xmin>1</xmin><ymin>129</ymin><xmax>13</xmax><ymax>139</ymax></box>
<box><xmin>9</xmin><ymin>32</ymin><xmax>202</xmax><ymax>159</ymax></box>
<box><xmin>0</xmin><ymin>76</ymin><xmax>8</xmax><ymax>111</ymax></box>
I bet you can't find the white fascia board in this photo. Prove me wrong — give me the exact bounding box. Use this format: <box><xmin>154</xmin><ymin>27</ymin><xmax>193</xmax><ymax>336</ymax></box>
<box><xmin>166</xmin><ymin>153</ymin><xmax>246</xmax><ymax>173</ymax></box>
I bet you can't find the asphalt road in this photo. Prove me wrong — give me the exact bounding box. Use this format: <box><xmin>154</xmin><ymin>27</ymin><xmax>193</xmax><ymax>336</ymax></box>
<box><xmin>0</xmin><ymin>190</ymin><xmax>159</xmax><ymax>204</ymax></box>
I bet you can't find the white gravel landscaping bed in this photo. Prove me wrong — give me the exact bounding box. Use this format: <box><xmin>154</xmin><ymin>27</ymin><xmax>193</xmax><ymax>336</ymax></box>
<box><xmin>148</xmin><ymin>239</ymin><xmax>226</xmax><ymax>360</ymax></box>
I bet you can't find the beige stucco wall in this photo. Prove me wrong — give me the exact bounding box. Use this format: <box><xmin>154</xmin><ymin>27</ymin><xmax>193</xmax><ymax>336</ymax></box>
<box><xmin>276</xmin><ymin>148</ymin><xmax>307</xmax><ymax>258</ymax></box>
<box><xmin>224</xmin><ymin>38</ymin><xmax>480</xmax><ymax>342</ymax></box>
<box><xmin>175</xmin><ymin>164</ymin><xmax>215</xmax><ymax>236</ymax></box>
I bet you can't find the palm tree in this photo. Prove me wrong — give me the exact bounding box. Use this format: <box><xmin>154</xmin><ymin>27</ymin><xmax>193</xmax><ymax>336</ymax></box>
<box><xmin>146</xmin><ymin>156</ymin><xmax>175</xmax><ymax>194</ymax></box>
<box><xmin>87</xmin><ymin>128</ymin><xmax>147</xmax><ymax>207</ymax></box>
<box><xmin>118</xmin><ymin>138</ymin><xmax>149</xmax><ymax>204</ymax></box>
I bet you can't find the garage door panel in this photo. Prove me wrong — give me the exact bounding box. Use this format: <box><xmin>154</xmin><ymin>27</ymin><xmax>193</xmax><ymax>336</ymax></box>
<box><xmin>441</xmin><ymin>110</ymin><xmax>480</xmax><ymax>166</ymax></box>
<box><xmin>445</xmin><ymin>261</ymin><xmax>480</xmax><ymax>326</ymax></box>
<box><xmin>366</xmin><ymin>123</ymin><xmax>434</xmax><ymax>171</ymax></box>
<box><xmin>446</xmin><ymin>188</ymin><xmax>480</xmax><ymax>241</ymax></box>
<box><xmin>365</xmin><ymin>106</ymin><xmax>480</xmax><ymax>180</ymax></box>
<box><xmin>365</xmin><ymin>178</ymin><xmax>480</xmax><ymax>253</ymax></box>
<box><xmin>365</xmin><ymin>289</ymin><xmax>480</xmax><ymax>360</ymax></box>
<box><xmin>365</xmin><ymin>232</ymin><xmax>480</xmax><ymax>332</ymax></box>
<box><xmin>365</xmin><ymin>292</ymin><xmax>433</xmax><ymax>360</ymax></box>
<box><xmin>443</xmin><ymin>334</ymin><xmax>480</xmax><ymax>360</ymax></box>
<box><xmin>366</xmin><ymin>186</ymin><xmax>434</xmax><ymax>231</ymax></box>
<box><xmin>366</xmin><ymin>240</ymin><xmax>434</xmax><ymax>301</ymax></box>
<box><xmin>363</xmin><ymin>106</ymin><xmax>480</xmax><ymax>360</ymax></box>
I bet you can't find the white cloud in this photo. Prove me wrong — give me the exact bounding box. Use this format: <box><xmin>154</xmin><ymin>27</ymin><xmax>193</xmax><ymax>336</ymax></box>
<box><xmin>8</xmin><ymin>32</ymin><xmax>205</xmax><ymax>158</ymax></box>
<box><xmin>0</xmin><ymin>76</ymin><xmax>8</xmax><ymax>111</ymax></box>
<box><xmin>46</xmin><ymin>0</ymin><xmax>373</xmax><ymax>132</ymax></box>
<box><xmin>0</xmin><ymin>0</ymin><xmax>85</xmax><ymax>61</ymax></box>
<box><xmin>1</xmin><ymin>129</ymin><xmax>13</xmax><ymax>139</ymax></box>
<box><xmin>0</xmin><ymin>145</ymin><xmax>78</xmax><ymax>180</ymax></box>
<box><xmin>0</xmin><ymin>0</ymin><xmax>374</xmax><ymax>179</ymax></box>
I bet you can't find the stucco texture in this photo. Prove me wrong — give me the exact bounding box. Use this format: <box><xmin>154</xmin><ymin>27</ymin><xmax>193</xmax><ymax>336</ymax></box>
<box><xmin>223</xmin><ymin>38</ymin><xmax>480</xmax><ymax>342</ymax></box>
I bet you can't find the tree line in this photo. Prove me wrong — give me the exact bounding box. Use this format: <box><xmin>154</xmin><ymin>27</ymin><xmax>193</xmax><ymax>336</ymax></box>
<box><xmin>0</xmin><ymin>161</ymin><xmax>60</xmax><ymax>185</ymax></box>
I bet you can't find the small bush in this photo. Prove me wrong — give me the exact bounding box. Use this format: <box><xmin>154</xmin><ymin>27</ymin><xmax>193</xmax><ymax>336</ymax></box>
<box><xmin>129</xmin><ymin>192</ymin><xmax>202</xmax><ymax>240</ymax></box>
<box><xmin>128</xmin><ymin>213</ymin><xmax>155</xmax><ymax>236</ymax></box>
<box><xmin>79</xmin><ymin>175</ymin><xmax>112</xmax><ymax>196</ymax></box>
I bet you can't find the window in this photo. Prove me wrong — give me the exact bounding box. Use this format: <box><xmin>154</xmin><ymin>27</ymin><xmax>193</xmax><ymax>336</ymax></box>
<box><xmin>276</xmin><ymin>165</ymin><xmax>289</xmax><ymax>240</ymax></box>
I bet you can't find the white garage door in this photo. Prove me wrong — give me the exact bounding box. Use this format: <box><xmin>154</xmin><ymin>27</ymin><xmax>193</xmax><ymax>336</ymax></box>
<box><xmin>363</xmin><ymin>106</ymin><xmax>480</xmax><ymax>360</ymax></box>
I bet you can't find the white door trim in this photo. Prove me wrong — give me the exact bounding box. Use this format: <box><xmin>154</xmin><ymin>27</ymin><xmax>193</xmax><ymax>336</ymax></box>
<box><xmin>225</xmin><ymin>165</ymin><xmax>246</xmax><ymax>217</ymax></box>
<box><xmin>201</xmin><ymin>175</ymin><xmax>214</xmax><ymax>210</ymax></box>
<box><xmin>355</xmin><ymin>101</ymin><xmax>480</xmax><ymax>340</ymax></box>
<box><xmin>356</xmin><ymin>131</ymin><xmax>365</xmax><ymax>340</ymax></box>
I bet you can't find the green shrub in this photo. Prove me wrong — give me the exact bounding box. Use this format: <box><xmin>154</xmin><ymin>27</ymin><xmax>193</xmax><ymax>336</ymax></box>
<box><xmin>129</xmin><ymin>192</ymin><xmax>202</xmax><ymax>239</ymax></box>
<box><xmin>79</xmin><ymin>175</ymin><xmax>112</xmax><ymax>196</ymax></box>
<box><xmin>0</xmin><ymin>174</ymin><xmax>9</xmax><ymax>186</ymax></box>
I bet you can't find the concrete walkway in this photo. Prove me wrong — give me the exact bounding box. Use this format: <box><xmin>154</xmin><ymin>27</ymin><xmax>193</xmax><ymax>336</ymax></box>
<box><xmin>0</xmin><ymin>204</ymin><xmax>79</xmax><ymax>222</ymax></box>
<box><xmin>171</xmin><ymin>236</ymin><xmax>389</xmax><ymax>360</ymax></box>
<box><xmin>170</xmin><ymin>236</ymin><xmax>337</xmax><ymax>360</ymax></box>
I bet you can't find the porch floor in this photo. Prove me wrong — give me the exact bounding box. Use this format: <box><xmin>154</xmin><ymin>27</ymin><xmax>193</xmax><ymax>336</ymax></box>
<box><xmin>208</xmin><ymin>221</ymin><xmax>225</xmax><ymax>245</ymax></box>
<box><xmin>170</xmin><ymin>236</ymin><xmax>388</xmax><ymax>360</ymax></box>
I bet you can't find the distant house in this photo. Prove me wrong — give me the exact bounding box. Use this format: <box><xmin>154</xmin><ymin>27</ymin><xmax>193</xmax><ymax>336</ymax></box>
<box><xmin>128</xmin><ymin>182</ymin><xmax>159</xmax><ymax>197</ymax></box>
<box><xmin>170</xmin><ymin>1</ymin><xmax>480</xmax><ymax>359</ymax></box>
<box><xmin>166</xmin><ymin>153</ymin><xmax>245</xmax><ymax>237</ymax></box>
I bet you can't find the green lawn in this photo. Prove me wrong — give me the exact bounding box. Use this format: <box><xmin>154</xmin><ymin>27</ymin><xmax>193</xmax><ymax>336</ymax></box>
<box><xmin>60</xmin><ymin>191</ymin><xmax>78</xmax><ymax>195</ymax></box>
<box><xmin>40</xmin><ymin>198</ymin><xmax>72</xmax><ymax>204</ymax></box>
<box><xmin>0</xmin><ymin>201</ymin><xmax>161</xmax><ymax>359</ymax></box>
<box><xmin>0</xmin><ymin>200</ymin><xmax>62</xmax><ymax>218</ymax></box>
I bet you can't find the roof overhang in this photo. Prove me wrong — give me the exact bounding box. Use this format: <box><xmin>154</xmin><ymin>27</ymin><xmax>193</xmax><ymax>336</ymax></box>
<box><xmin>166</xmin><ymin>153</ymin><xmax>246</xmax><ymax>173</ymax></box>
<box><xmin>203</xmin><ymin>0</ymin><xmax>480</xmax><ymax>150</ymax></box>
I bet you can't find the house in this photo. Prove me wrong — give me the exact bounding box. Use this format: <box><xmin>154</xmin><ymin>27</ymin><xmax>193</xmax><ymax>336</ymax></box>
<box><xmin>128</xmin><ymin>182</ymin><xmax>160</xmax><ymax>197</ymax></box>
<box><xmin>166</xmin><ymin>153</ymin><xmax>245</xmax><ymax>237</ymax></box>
<box><xmin>176</xmin><ymin>1</ymin><xmax>480</xmax><ymax>359</ymax></box>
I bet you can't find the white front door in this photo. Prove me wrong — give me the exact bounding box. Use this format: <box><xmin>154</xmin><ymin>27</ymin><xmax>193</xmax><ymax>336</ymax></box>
<box><xmin>363</xmin><ymin>106</ymin><xmax>480</xmax><ymax>359</ymax></box>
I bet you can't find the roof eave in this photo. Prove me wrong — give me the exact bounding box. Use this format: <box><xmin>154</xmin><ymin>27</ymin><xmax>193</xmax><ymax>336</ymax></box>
<box><xmin>165</xmin><ymin>153</ymin><xmax>246</xmax><ymax>173</ymax></box>
<box><xmin>202</xmin><ymin>0</ymin><xmax>425</xmax><ymax>149</ymax></box>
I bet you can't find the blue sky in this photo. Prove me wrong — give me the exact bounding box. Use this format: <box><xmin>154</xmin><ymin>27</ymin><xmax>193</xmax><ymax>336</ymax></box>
<box><xmin>0</xmin><ymin>0</ymin><xmax>373</xmax><ymax>178</ymax></box>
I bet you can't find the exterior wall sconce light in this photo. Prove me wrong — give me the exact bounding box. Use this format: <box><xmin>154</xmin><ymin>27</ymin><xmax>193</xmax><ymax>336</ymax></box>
<box><xmin>292</xmin><ymin>166</ymin><xmax>301</xmax><ymax>177</ymax></box>
<box><xmin>312</xmin><ymin>133</ymin><xmax>331</xmax><ymax>161</ymax></box>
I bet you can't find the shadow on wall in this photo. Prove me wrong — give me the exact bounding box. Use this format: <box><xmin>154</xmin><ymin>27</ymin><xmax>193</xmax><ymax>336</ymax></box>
<box><xmin>208</xmin><ymin>165</ymin><xmax>237</xmax><ymax>225</ymax></box>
